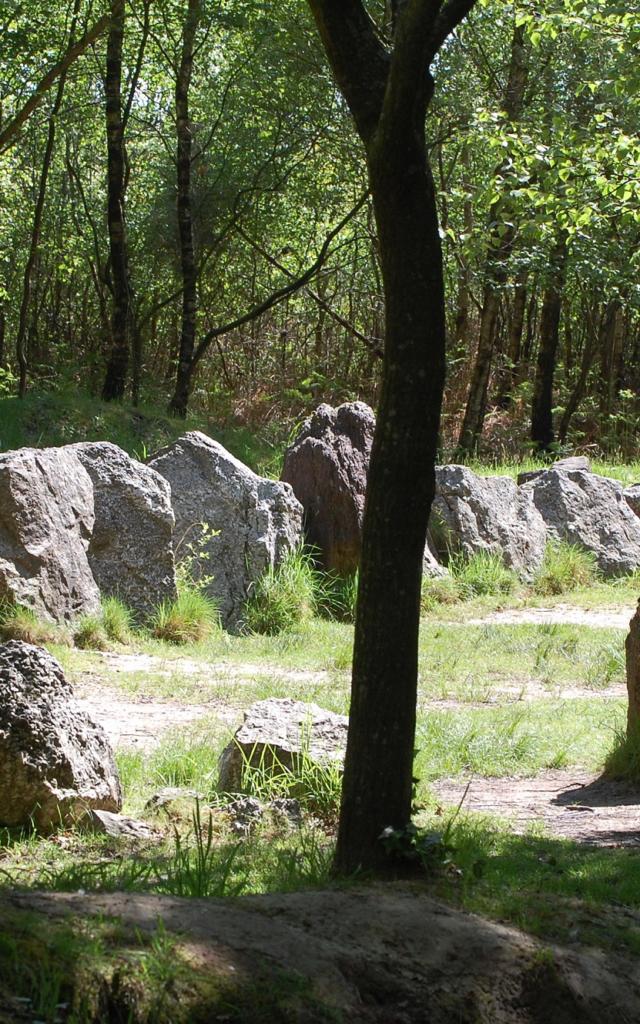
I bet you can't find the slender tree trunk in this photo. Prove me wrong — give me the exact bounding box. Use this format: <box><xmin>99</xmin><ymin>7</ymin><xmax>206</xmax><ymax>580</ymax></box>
<box><xmin>457</xmin><ymin>23</ymin><xmax>528</xmax><ymax>454</ymax></box>
<box><xmin>335</xmin><ymin>119</ymin><xmax>445</xmax><ymax>872</ymax></box>
<box><xmin>598</xmin><ymin>298</ymin><xmax>623</xmax><ymax>417</ymax></box>
<box><xmin>530</xmin><ymin>235</ymin><xmax>568</xmax><ymax>450</ymax></box>
<box><xmin>496</xmin><ymin>270</ymin><xmax>527</xmax><ymax>408</ymax></box>
<box><xmin>169</xmin><ymin>0</ymin><xmax>201</xmax><ymax>418</ymax></box>
<box><xmin>558</xmin><ymin>319</ymin><xmax>598</xmax><ymax>443</ymax></box>
<box><xmin>15</xmin><ymin>0</ymin><xmax>80</xmax><ymax>398</ymax></box>
<box><xmin>102</xmin><ymin>0</ymin><xmax>130</xmax><ymax>401</ymax></box>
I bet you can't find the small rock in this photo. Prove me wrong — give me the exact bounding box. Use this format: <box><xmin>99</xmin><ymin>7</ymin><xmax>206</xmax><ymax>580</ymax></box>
<box><xmin>218</xmin><ymin>698</ymin><xmax>348</xmax><ymax>794</ymax></box>
<box><xmin>81</xmin><ymin>809</ymin><xmax>157</xmax><ymax>840</ymax></box>
<box><xmin>517</xmin><ymin>456</ymin><xmax>591</xmax><ymax>487</ymax></box>
<box><xmin>144</xmin><ymin>787</ymin><xmax>204</xmax><ymax>816</ymax></box>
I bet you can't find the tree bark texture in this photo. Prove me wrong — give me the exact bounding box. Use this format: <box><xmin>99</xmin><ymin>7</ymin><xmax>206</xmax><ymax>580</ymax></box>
<box><xmin>626</xmin><ymin>601</ymin><xmax>640</xmax><ymax>735</ymax></box>
<box><xmin>308</xmin><ymin>0</ymin><xmax>476</xmax><ymax>874</ymax></box>
<box><xmin>102</xmin><ymin>0</ymin><xmax>131</xmax><ymax>402</ymax></box>
<box><xmin>169</xmin><ymin>0</ymin><xmax>201</xmax><ymax>418</ymax></box>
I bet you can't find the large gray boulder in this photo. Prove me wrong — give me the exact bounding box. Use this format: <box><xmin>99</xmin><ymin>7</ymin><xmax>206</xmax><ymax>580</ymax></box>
<box><xmin>218</xmin><ymin>697</ymin><xmax>348</xmax><ymax>793</ymax></box>
<box><xmin>71</xmin><ymin>442</ymin><xmax>177</xmax><ymax>618</ymax></box>
<box><xmin>430</xmin><ymin>465</ymin><xmax>547</xmax><ymax>580</ymax></box>
<box><xmin>0</xmin><ymin>447</ymin><xmax>100</xmax><ymax>622</ymax></box>
<box><xmin>521</xmin><ymin>468</ymin><xmax>640</xmax><ymax>576</ymax></box>
<box><xmin>281</xmin><ymin>402</ymin><xmax>375</xmax><ymax>575</ymax></box>
<box><xmin>150</xmin><ymin>432</ymin><xmax>303</xmax><ymax>630</ymax></box>
<box><xmin>0</xmin><ymin>641</ymin><xmax>122</xmax><ymax>832</ymax></box>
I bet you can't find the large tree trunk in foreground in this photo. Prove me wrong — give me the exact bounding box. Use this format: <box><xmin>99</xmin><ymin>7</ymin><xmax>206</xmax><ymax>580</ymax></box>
<box><xmin>102</xmin><ymin>0</ymin><xmax>131</xmax><ymax>402</ymax></box>
<box><xmin>168</xmin><ymin>0</ymin><xmax>200</xmax><ymax>418</ymax></box>
<box><xmin>307</xmin><ymin>0</ymin><xmax>476</xmax><ymax>874</ymax></box>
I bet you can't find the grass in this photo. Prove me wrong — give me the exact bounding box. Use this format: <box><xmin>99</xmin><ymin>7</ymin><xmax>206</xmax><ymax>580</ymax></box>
<box><xmin>151</xmin><ymin>588</ymin><xmax>220</xmax><ymax>644</ymax></box>
<box><xmin>243</xmin><ymin>547</ymin><xmax>319</xmax><ymax>635</ymax></box>
<box><xmin>0</xmin><ymin>601</ymin><xmax>68</xmax><ymax>645</ymax></box>
<box><xmin>533</xmin><ymin>541</ymin><xmax>599</xmax><ymax>596</ymax></box>
<box><xmin>603</xmin><ymin>721</ymin><xmax>640</xmax><ymax>781</ymax></box>
<box><xmin>423</xmin><ymin>809</ymin><xmax>640</xmax><ymax>954</ymax></box>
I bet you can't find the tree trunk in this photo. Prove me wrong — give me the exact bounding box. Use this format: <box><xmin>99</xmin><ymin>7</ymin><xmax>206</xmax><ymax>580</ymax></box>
<box><xmin>306</xmin><ymin>0</ymin><xmax>477</xmax><ymax>874</ymax></box>
<box><xmin>558</xmin><ymin>314</ymin><xmax>598</xmax><ymax>443</ymax></box>
<box><xmin>495</xmin><ymin>270</ymin><xmax>527</xmax><ymax>408</ymax></box>
<box><xmin>530</xmin><ymin>235</ymin><xmax>568</xmax><ymax>451</ymax></box>
<box><xmin>101</xmin><ymin>0</ymin><xmax>130</xmax><ymax>402</ymax></box>
<box><xmin>626</xmin><ymin>601</ymin><xmax>640</xmax><ymax>735</ymax></box>
<box><xmin>168</xmin><ymin>0</ymin><xmax>200</xmax><ymax>418</ymax></box>
<box><xmin>335</xmin><ymin>109</ymin><xmax>445</xmax><ymax>874</ymax></box>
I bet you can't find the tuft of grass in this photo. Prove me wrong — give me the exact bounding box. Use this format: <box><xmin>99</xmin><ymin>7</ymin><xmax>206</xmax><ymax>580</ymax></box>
<box><xmin>237</xmin><ymin>740</ymin><xmax>343</xmax><ymax>824</ymax></box>
<box><xmin>421</xmin><ymin>572</ymin><xmax>462</xmax><ymax>612</ymax></box>
<box><xmin>0</xmin><ymin>601</ymin><xmax>67</xmax><ymax>646</ymax></box>
<box><xmin>101</xmin><ymin>595</ymin><xmax>135</xmax><ymax>643</ymax></box>
<box><xmin>243</xmin><ymin>548</ymin><xmax>319</xmax><ymax>635</ymax></box>
<box><xmin>533</xmin><ymin>541</ymin><xmax>599</xmax><ymax>596</ymax></box>
<box><xmin>151</xmin><ymin>588</ymin><xmax>220</xmax><ymax>644</ymax></box>
<box><xmin>603</xmin><ymin>723</ymin><xmax>640</xmax><ymax>781</ymax></box>
<box><xmin>317</xmin><ymin>570</ymin><xmax>359</xmax><ymax>623</ymax></box>
<box><xmin>73</xmin><ymin>613</ymin><xmax>109</xmax><ymax>651</ymax></box>
<box><xmin>449</xmin><ymin>550</ymin><xmax>519</xmax><ymax>599</ymax></box>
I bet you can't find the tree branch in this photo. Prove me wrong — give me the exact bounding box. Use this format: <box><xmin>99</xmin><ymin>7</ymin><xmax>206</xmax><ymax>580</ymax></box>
<box><xmin>191</xmin><ymin>193</ymin><xmax>369</xmax><ymax>367</ymax></box>
<box><xmin>306</xmin><ymin>0</ymin><xmax>390</xmax><ymax>142</ymax></box>
<box><xmin>0</xmin><ymin>15</ymin><xmax>110</xmax><ymax>153</ymax></box>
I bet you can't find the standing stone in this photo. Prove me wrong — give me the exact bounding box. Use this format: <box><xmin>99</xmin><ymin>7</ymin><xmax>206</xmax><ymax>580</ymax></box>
<box><xmin>430</xmin><ymin>465</ymin><xmax>547</xmax><ymax>580</ymax></box>
<box><xmin>150</xmin><ymin>432</ymin><xmax>303</xmax><ymax>630</ymax></box>
<box><xmin>218</xmin><ymin>697</ymin><xmax>348</xmax><ymax>793</ymax></box>
<box><xmin>521</xmin><ymin>468</ymin><xmax>640</xmax><ymax>576</ymax></box>
<box><xmin>281</xmin><ymin>402</ymin><xmax>375</xmax><ymax>575</ymax></box>
<box><xmin>0</xmin><ymin>641</ymin><xmax>122</xmax><ymax>832</ymax></box>
<box><xmin>71</xmin><ymin>442</ymin><xmax>177</xmax><ymax>618</ymax></box>
<box><xmin>626</xmin><ymin>602</ymin><xmax>640</xmax><ymax>734</ymax></box>
<box><xmin>0</xmin><ymin>447</ymin><xmax>100</xmax><ymax>622</ymax></box>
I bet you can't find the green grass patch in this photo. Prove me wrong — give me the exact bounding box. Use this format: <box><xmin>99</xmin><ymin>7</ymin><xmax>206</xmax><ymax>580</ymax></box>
<box><xmin>151</xmin><ymin>588</ymin><xmax>221</xmax><ymax>644</ymax></box>
<box><xmin>533</xmin><ymin>541</ymin><xmax>599</xmax><ymax>596</ymax></box>
<box><xmin>425</xmin><ymin>810</ymin><xmax>640</xmax><ymax>954</ymax></box>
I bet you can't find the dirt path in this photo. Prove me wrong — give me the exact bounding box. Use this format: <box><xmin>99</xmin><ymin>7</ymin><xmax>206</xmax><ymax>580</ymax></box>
<box><xmin>463</xmin><ymin>604</ymin><xmax>636</xmax><ymax>629</ymax></box>
<box><xmin>434</xmin><ymin>769</ymin><xmax>640</xmax><ymax>846</ymax></box>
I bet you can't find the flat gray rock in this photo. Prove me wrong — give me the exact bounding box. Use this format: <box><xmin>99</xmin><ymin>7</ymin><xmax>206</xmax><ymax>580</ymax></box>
<box><xmin>218</xmin><ymin>697</ymin><xmax>348</xmax><ymax>793</ymax></box>
<box><xmin>517</xmin><ymin>456</ymin><xmax>591</xmax><ymax>486</ymax></box>
<box><xmin>150</xmin><ymin>432</ymin><xmax>303</xmax><ymax>630</ymax></box>
<box><xmin>0</xmin><ymin>446</ymin><xmax>100</xmax><ymax>622</ymax></box>
<box><xmin>71</xmin><ymin>442</ymin><xmax>177</xmax><ymax>618</ymax></box>
<box><xmin>0</xmin><ymin>641</ymin><xmax>121</xmax><ymax>832</ymax></box>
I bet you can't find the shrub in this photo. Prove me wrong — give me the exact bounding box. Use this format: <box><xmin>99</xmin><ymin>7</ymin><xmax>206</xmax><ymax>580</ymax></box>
<box><xmin>243</xmin><ymin>548</ymin><xmax>318</xmax><ymax>635</ymax></box>
<box><xmin>450</xmin><ymin>550</ymin><xmax>518</xmax><ymax>598</ymax></box>
<box><xmin>151</xmin><ymin>588</ymin><xmax>220</xmax><ymax>644</ymax></box>
<box><xmin>533</xmin><ymin>541</ymin><xmax>598</xmax><ymax>596</ymax></box>
<box><xmin>0</xmin><ymin>602</ymin><xmax>66</xmax><ymax>646</ymax></box>
<box><xmin>73</xmin><ymin>613</ymin><xmax>108</xmax><ymax>651</ymax></box>
<box><xmin>101</xmin><ymin>596</ymin><xmax>134</xmax><ymax>643</ymax></box>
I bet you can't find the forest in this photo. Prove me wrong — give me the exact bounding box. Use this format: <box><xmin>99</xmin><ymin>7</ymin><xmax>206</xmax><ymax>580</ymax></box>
<box><xmin>0</xmin><ymin>0</ymin><xmax>637</xmax><ymax>456</ymax></box>
<box><xmin>1</xmin><ymin>1</ymin><xmax>640</xmax><ymax>1022</ymax></box>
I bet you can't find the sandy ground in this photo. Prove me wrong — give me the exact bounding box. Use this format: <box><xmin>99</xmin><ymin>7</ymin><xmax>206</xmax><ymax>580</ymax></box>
<box><xmin>463</xmin><ymin>604</ymin><xmax>636</xmax><ymax>630</ymax></box>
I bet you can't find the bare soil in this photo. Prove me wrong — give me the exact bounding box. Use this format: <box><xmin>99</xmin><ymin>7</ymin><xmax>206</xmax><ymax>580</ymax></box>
<box><xmin>434</xmin><ymin>770</ymin><xmax>640</xmax><ymax>846</ymax></box>
<box><xmin>465</xmin><ymin>605</ymin><xmax>636</xmax><ymax>630</ymax></box>
<box><xmin>4</xmin><ymin>885</ymin><xmax>640</xmax><ymax>1023</ymax></box>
